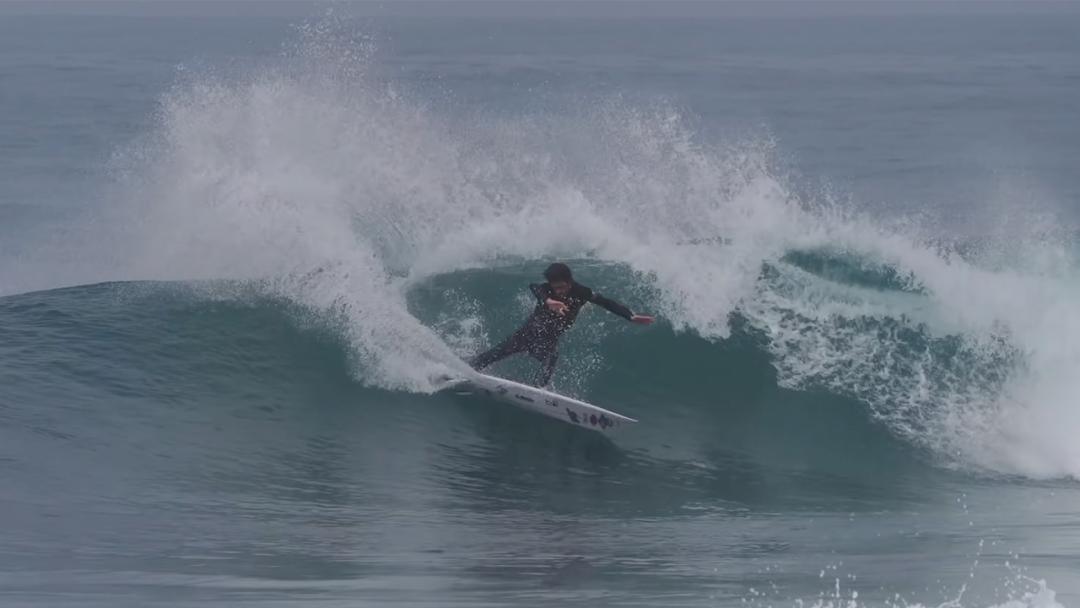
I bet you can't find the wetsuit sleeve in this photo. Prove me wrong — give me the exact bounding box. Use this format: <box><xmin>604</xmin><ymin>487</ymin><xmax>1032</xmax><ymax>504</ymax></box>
<box><xmin>592</xmin><ymin>293</ymin><xmax>634</xmax><ymax>320</ymax></box>
<box><xmin>576</xmin><ymin>284</ymin><xmax>634</xmax><ymax>321</ymax></box>
<box><xmin>529</xmin><ymin>283</ymin><xmax>552</xmax><ymax>304</ymax></box>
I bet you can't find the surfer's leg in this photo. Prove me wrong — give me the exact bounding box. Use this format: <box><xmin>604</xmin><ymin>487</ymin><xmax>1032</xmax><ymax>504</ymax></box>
<box><xmin>531</xmin><ymin>344</ymin><xmax>559</xmax><ymax>387</ymax></box>
<box><xmin>469</xmin><ymin>330</ymin><xmax>529</xmax><ymax>370</ymax></box>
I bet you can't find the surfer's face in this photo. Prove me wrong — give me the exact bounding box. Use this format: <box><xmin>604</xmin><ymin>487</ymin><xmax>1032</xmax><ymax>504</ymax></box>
<box><xmin>550</xmin><ymin>280</ymin><xmax>571</xmax><ymax>296</ymax></box>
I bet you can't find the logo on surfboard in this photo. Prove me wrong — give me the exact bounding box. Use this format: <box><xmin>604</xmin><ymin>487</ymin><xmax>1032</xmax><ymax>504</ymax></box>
<box><xmin>565</xmin><ymin>408</ymin><xmax>615</xmax><ymax>429</ymax></box>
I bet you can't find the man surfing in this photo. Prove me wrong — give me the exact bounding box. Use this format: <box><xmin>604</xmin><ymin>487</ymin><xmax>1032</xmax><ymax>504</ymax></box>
<box><xmin>470</xmin><ymin>262</ymin><xmax>655</xmax><ymax>387</ymax></box>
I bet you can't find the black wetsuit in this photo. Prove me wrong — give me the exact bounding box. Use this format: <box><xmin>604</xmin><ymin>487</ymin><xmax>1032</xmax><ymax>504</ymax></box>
<box><xmin>470</xmin><ymin>282</ymin><xmax>634</xmax><ymax>386</ymax></box>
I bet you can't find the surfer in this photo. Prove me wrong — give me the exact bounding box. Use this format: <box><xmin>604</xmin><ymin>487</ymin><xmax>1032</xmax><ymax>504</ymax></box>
<box><xmin>470</xmin><ymin>262</ymin><xmax>655</xmax><ymax>386</ymax></box>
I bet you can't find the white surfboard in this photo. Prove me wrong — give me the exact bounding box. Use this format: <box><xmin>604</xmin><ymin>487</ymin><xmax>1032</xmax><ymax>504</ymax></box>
<box><xmin>445</xmin><ymin>372</ymin><xmax>637</xmax><ymax>434</ymax></box>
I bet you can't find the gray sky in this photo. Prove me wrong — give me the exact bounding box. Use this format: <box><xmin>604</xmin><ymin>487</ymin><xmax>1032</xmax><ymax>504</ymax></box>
<box><xmin>1</xmin><ymin>0</ymin><xmax>1077</xmax><ymax>18</ymax></box>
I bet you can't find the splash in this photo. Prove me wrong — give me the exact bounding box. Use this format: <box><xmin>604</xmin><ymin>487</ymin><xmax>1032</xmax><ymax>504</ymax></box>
<box><xmin>86</xmin><ymin>17</ymin><xmax>795</xmax><ymax>393</ymax></box>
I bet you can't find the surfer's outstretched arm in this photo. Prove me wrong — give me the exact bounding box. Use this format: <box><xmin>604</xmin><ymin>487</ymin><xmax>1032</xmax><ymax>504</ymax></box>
<box><xmin>587</xmin><ymin>289</ymin><xmax>655</xmax><ymax>325</ymax></box>
<box><xmin>589</xmin><ymin>291</ymin><xmax>633</xmax><ymax>320</ymax></box>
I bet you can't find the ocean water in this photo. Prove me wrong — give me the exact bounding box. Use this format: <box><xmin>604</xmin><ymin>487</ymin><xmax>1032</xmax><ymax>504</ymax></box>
<box><xmin>2</xmin><ymin>3</ymin><xmax>1080</xmax><ymax>606</ymax></box>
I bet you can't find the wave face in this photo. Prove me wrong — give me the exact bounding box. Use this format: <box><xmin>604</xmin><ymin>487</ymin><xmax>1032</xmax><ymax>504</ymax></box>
<box><xmin>0</xmin><ymin>275</ymin><xmax>1072</xmax><ymax>606</ymax></box>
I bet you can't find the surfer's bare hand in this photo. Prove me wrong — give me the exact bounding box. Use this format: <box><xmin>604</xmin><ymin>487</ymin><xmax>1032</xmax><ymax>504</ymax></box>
<box><xmin>631</xmin><ymin>314</ymin><xmax>655</xmax><ymax>325</ymax></box>
<box><xmin>546</xmin><ymin>298</ymin><xmax>568</xmax><ymax>316</ymax></box>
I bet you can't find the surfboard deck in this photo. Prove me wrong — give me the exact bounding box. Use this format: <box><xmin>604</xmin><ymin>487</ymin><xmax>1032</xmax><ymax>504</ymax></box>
<box><xmin>441</xmin><ymin>372</ymin><xmax>637</xmax><ymax>434</ymax></box>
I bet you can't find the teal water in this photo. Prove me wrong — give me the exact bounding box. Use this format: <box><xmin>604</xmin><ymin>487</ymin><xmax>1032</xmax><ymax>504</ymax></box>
<box><xmin>2</xmin><ymin>3</ymin><xmax>1080</xmax><ymax>606</ymax></box>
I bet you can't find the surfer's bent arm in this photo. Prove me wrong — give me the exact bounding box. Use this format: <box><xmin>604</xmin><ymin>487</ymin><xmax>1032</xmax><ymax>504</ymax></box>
<box><xmin>530</xmin><ymin>282</ymin><xmax>569</xmax><ymax>315</ymax></box>
<box><xmin>528</xmin><ymin>283</ymin><xmax>551</xmax><ymax>303</ymax></box>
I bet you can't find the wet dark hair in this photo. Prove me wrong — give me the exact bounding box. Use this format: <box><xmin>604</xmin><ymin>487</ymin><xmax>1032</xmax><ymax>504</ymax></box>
<box><xmin>543</xmin><ymin>262</ymin><xmax>573</xmax><ymax>283</ymax></box>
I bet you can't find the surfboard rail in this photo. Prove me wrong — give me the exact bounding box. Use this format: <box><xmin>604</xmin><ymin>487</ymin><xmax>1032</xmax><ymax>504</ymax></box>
<box><xmin>444</xmin><ymin>372</ymin><xmax>637</xmax><ymax>434</ymax></box>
